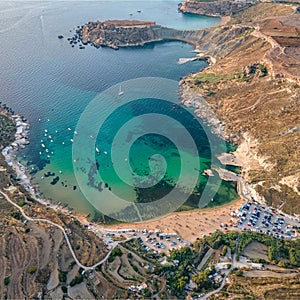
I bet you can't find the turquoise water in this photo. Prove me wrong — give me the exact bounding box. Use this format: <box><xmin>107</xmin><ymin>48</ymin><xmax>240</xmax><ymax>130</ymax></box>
<box><xmin>0</xmin><ymin>1</ymin><xmax>236</xmax><ymax>219</ymax></box>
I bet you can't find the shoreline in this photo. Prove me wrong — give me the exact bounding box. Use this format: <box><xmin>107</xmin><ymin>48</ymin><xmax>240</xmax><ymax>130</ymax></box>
<box><xmin>1</xmin><ymin>110</ymin><xmax>243</xmax><ymax>243</ymax></box>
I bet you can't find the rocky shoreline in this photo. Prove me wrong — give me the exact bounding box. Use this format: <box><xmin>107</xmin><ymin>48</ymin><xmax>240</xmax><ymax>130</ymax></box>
<box><xmin>178</xmin><ymin>0</ymin><xmax>254</xmax><ymax>17</ymax></box>
<box><xmin>1</xmin><ymin>115</ymin><xmax>39</xmax><ymax>197</ymax></box>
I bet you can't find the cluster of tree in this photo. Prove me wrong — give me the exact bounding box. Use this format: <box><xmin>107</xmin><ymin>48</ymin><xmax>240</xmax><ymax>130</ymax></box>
<box><xmin>70</xmin><ymin>275</ymin><xmax>84</xmax><ymax>287</ymax></box>
<box><xmin>194</xmin><ymin>230</ymin><xmax>238</xmax><ymax>252</ymax></box>
<box><xmin>192</xmin><ymin>266</ymin><xmax>219</xmax><ymax>292</ymax></box>
<box><xmin>108</xmin><ymin>247</ymin><xmax>123</xmax><ymax>262</ymax></box>
<box><xmin>237</xmin><ymin>231</ymin><xmax>300</xmax><ymax>267</ymax></box>
<box><xmin>10</xmin><ymin>211</ymin><xmax>22</xmax><ymax>220</ymax></box>
<box><xmin>157</xmin><ymin>247</ymin><xmax>195</xmax><ymax>296</ymax></box>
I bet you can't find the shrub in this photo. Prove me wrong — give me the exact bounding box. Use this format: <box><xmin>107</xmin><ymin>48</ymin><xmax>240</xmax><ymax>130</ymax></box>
<box><xmin>70</xmin><ymin>275</ymin><xmax>84</xmax><ymax>287</ymax></box>
<box><xmin>28</xmin><ymin>265</ymin><xmax>37</xmax><ymax>274</ymax></box>
<box><xmin>10</xmin><ymin>211</ymin><xmax>21</xmax><ymax>220</ymax></box>
<box><xmin>58</xmin><ymin>270</ymin><xmax>67</xmax><ymax>282</ymax></box>
<box><xmin>17</xmin><ymin>201</ymin><xmax>25</xmax><ymax>207</ymax></box>
<box><xmin>4</xmin><ymin>277</ymin><xmax>10</xmax><ymax>286</ymax></box>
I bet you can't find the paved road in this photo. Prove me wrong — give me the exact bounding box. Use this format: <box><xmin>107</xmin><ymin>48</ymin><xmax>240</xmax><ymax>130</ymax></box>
<box><xmin>0</xmin><ymin>190</ymin><xmax>114</xmax><ymax>271</ymax></box>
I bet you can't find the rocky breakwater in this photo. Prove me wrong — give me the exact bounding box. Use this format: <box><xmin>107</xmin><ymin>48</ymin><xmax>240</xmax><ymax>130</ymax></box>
<box><xmin>179</xmin><ymin>0</ymin><xmax>254</xmax><ymax>17</ymax></box>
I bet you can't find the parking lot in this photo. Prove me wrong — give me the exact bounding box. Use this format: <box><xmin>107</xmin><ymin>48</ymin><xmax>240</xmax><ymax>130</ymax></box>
<box><xmin>105</xmin><ymin>228</ymin><xmax>190</xmax><ymax>253</ymax></box>
<box><xmin>236</xmin><ymin>202</ymin><xmax>300</xmax><ymax>240</ymax></box>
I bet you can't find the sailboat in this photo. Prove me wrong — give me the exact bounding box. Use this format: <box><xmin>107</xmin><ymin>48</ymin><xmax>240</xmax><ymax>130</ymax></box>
<box><xmin>118</xmin><ymin>85</ymin><xmax>124</xmax><ymax>96</ymax></box>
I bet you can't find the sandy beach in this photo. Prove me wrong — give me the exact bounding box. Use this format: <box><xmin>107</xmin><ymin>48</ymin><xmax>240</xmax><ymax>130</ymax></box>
<box><xmin>104</xmin><ymin>198</ymin><xmax>243</xmax><ymax>242</ymax></box>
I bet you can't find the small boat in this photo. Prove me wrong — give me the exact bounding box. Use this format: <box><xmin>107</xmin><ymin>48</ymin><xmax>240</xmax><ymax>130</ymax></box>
<box><xmin>41</xmin><ymin>143</ymin><xmax>45</xmax><ymax>148</ymax></box>
<box><xmin>74</xmin><ymin>130</ymin><xmax>78</xmax><ymax>135</ymax></box>
<box><xmin>104</xmin><ymin>151</ymin><xmax>108</xmax><ymax>155</ymax></box>
<box><xmin>68</xmin><ymin>127</ymin><xmax>72</xmax><ymax>131</ymax></box>
<box><xmin>118</xmin><ymin>85</ymin><xmax>124</xmax><ymax>96</ymax></box>
<box><xmin>44</xmin><ymin>129</ymin><xmax>48</xmax><ymax>133</ymax></box>
<box><xmin>62</xmin><ymin>141</ymin><xmax>65</xmax><ymax>145</ymax></box>
<box><xmin>45</xmin><ymin>149</ymin><xmax>49</xmax><ymax>153</ymax></box>
<box><xmin>70</xmin><ymin>138</ymin><xmax>74</xmax><ymax>143</ymax></box>
<box><xmin>96</xmin><ymin>147</ymin><xmax>100</xmax><ymax>153</ymax></box>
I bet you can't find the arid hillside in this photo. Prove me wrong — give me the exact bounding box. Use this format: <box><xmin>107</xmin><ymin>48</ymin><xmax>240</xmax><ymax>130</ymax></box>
<box><xmin>182</xmin><ymin>3</ymin><xmax>300</xmax><ymax>213</ymax></box>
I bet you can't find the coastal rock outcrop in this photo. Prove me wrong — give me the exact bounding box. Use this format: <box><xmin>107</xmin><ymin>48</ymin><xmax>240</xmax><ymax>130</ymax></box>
<box><xmin>80</xmin><ymin>20</ymin><xmax>160</xmax><ymax>49</ymax></box>
<box><xmin>179</xmin><ymin>0</ymin><xmax>254</xmax><ymax>17</ymax></box>
<box><xmin>71</xmin><ymin>19</ymin><xmax>208</xmax><ymax>49</ymax></box>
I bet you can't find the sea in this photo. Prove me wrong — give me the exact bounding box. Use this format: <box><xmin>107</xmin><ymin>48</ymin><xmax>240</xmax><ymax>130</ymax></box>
<box><xmin>0</xmin><ymin>1</ymin><xmax>237</xmax><ymax>221</ymax></box>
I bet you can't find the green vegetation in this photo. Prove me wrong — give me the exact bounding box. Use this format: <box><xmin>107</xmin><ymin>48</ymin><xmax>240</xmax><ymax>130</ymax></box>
<box><xmin>156</xmin><ymin>247</ymin><xmax>195</xmax><ymax>296</ymax></box>
<box><xmin>194</xmin><ymin>73</ymin><xmax>238</xmax><ymax>86</ymax></box>
<box><xmin>237</xmin><ymin>231</ymin><xmax>300</xmax><ymax>267</ymax></box>
<box><xmin>24</xmin><ymin>227</ymin><xmax>30</xmax><ymax>233</ymax></box>
<box><xmin>193</xmin><ymin>266</ymin><xmax>219</xmax><ymax>292</ymax></box>
<box><xmin>70</xmin><ymin>275</ymin><xmax>84</xmax><ymax>287</ymax></box>
<box><xmin>10</xmin><ymin>211</ymin><xmax>21</xmax><ymax>220</ymax></box>
<box><xmin>61</xmin><ymin>286</ymin><xmax>68</xmax><ymax>293</ymax></box>
<box><xmin>143</xmin><ymin>287</ymin><xmax>152</xmax><ymax>298</ymax></box>
<box><xmin>221</xmin><ymin>245</ymin><xmax>228</xmax><ymax>256</ymax></box>
<box><xmin>3</xmin><ymin>277</ymin><xmax>10</xmax><ymax>286</ymax></box>
<box><xmin>27</xmin><ymin>265</ymin><xmax>37</xmax><ymax>274</ymax></box>
<box><xmin>108</xmin><ymin>247</ymin><xmax>123</xmax><ymax>263</ymax></box>
<box><xmin>58</xmin><ymin>270</ymin><xmax>67</xmax><ymax>283</ymax></box>
<box><xmin>258</xmin><ymin>63</ymin><xmax>267</xmax><ymax>77</ymax></box>
<box><xmin>195</xmin><ymin>230</ymin><xmax>238</xmax><ymax>252</ymax></box>
<box><xmin>75</xmin><ymin>244</ymin><xmax>81</xmax><ymax>250</ymax></box>
<box><xmin>17</xmin><ymin>201</ymin><xmax>25</xmax><ymax>207</ymax></box>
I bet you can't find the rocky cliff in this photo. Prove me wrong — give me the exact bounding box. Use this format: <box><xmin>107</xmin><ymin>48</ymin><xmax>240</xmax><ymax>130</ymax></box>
<box><xmin>179</xmin><ymin>0</ymin><xmax>254</xmax><ymax>17</ymax></box>
<box><xmin>73</xmin><ymin>19</ymin><xmax>211</xmax><ymax>49</ymax></box>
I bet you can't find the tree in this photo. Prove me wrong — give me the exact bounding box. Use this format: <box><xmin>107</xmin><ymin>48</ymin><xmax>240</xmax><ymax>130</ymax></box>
<box><xmin>176</xmin><ymin>276</ymin><xmax>188</xmax><ymax>291</ymax></box>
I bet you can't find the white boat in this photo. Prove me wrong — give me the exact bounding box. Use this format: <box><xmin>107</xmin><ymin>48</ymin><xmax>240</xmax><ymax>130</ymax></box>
<box><xmin>96</xmin><ymin>147</ymin><xmax>100</xmax><ymax>153</ymax></box>
<box><xmin>118</xmin><ymin>85</ymin><xmax>124</xmax><ymax>96</ymax></box>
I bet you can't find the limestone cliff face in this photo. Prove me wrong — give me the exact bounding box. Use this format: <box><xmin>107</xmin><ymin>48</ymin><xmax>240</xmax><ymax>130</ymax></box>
<box><xmin>179</xmin><ymin>0</ymin><xmax>254</xmax><ymax>17</ymax></box>
<box><xmin>77</xmin><ymin>19</ymin><xmax>213</xmax><ymax>49</ymax></box>
<box><xmin>80</xmin><ymin>20</ymin><xmax>163</xmax><ymax>49</ymax></box>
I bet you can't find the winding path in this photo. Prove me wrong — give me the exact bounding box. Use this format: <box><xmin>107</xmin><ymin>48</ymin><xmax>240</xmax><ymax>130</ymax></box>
<box><xmin>0</xmin><ymin>190</ymin><xmax>115</xmax><ymax>271</ymax></box>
